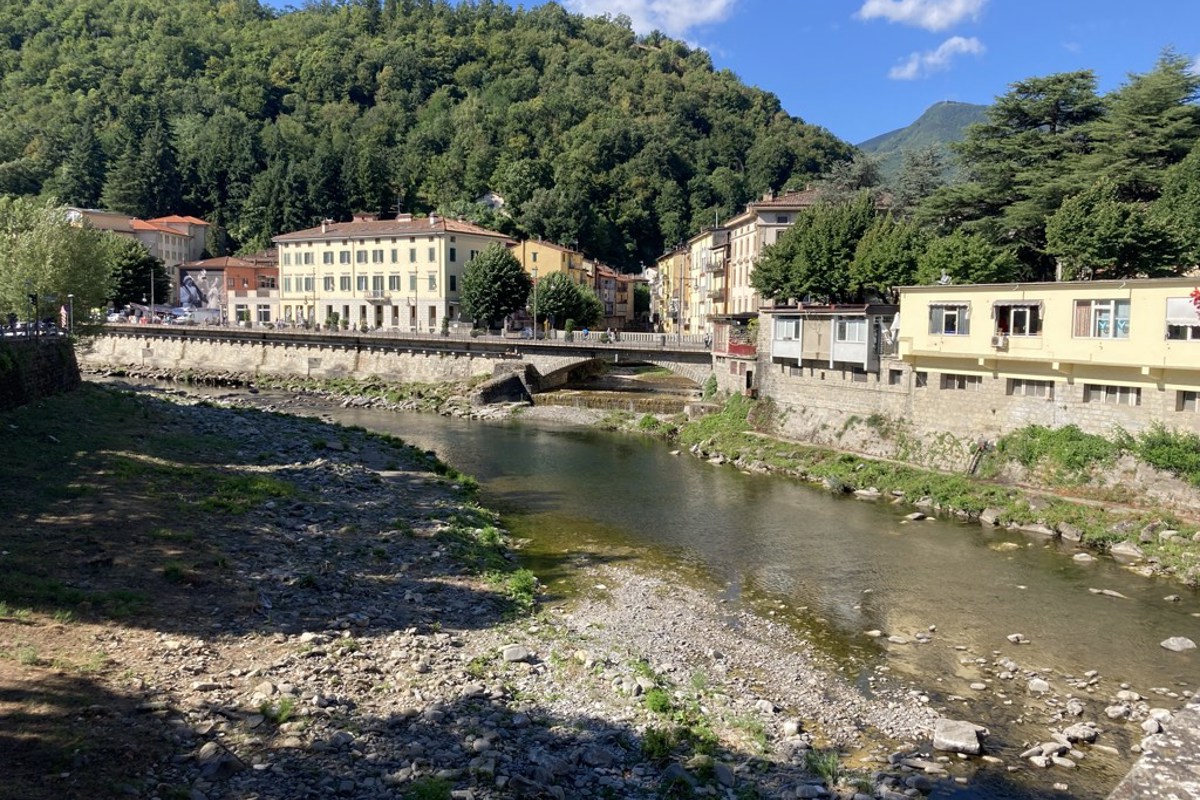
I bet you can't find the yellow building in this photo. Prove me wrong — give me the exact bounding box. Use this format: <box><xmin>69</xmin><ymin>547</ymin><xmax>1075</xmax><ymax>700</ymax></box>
<box><xmin>686</xmin><ymin>228</ymin><xmax>727</xmax><ymax>334</ymax></box>
<box><xmin>897</xmin><ymin>277</ymin><xmax>1200</xmax><ymax>434</ymax></box>
<box><xmin>654</xmin><ymin>247</ymin><xmax>689</xmax><ymax>333</ymax></box>
<box><xmin>509</xmin><ymin>240</ymin><xmax>588</xmax><ymax>285</ymax></box>
<box><xmin>272</xmin><ymin>214</ymin><xmax>510</xmax><ymax>331</ymax></box>
<box><xmin>722</xmin><ymin>189</ymin><xmax>819</xmax><ymax>315</ymax></box>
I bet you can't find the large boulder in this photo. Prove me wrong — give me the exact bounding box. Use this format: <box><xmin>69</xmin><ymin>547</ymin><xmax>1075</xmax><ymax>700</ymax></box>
<box><xmin>933</xmin><ymin>719</ymin><xmax>988</xmax><ymax>755</ymax></box>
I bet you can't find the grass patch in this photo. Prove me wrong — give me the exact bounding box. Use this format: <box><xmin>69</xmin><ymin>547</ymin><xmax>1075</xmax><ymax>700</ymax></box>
<box><xmin>402</xmin><ymin>777</ymin><xmax>452</xmax><ymax>800</ymax></box>
<box><xmin>260</xmin><ymin>696</ymin><xmax>296</xmax><ymax>724</ymax></box>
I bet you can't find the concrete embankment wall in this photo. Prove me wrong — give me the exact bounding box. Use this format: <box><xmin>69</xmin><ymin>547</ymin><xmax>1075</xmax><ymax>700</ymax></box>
<box><xmin>78</xmin><ymin>331</ymin><xmax>517</xmax><ymax>385</ymax></box>
<box><xmin>0</xmin><ymin>337</ymin><xmax>80</xmax><ymax>411</ymax></box>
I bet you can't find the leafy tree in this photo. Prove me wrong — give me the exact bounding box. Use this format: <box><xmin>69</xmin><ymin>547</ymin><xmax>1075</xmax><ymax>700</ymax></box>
<box><xmin>816</xmin><ymin>152</ymin><xmax>882</xmax><ymax>205</ymax></box>
<box><xmin>108</xmin><ymin>237</ymin><xmax>169</xmax><ymax>309</ymax></box>
<box><xmin>0</xmin><ymin>197</ymin><xmax>115</xmax><ymax>322</ymax></box>
<box><xmin>460</xmin><ymin>244</ymin><xmax>530</xmax><ymax>329</ymax></box>
<box><xmin>1046</xmin><ymin>178</ymin><xmax>1180</xmax><ymax>279</ymax></box>
<box><xmin>531</xmin><ymin>271</ymin><xmax>602</xmax><ymax>329</ymax></box>
<box><xmin>850</xmin><ymin>215</ymin><xmax>928</xmax><ymax>301</ymax></box>
<box><xmin>916</xmin><ymin>229</ymin><xmax>1026</xmax><ymax>286</ymax></box>
<box><xmin>751</xmin><ymin>193</ymin><xmax>876</xmax><ymax>303</ymax></box>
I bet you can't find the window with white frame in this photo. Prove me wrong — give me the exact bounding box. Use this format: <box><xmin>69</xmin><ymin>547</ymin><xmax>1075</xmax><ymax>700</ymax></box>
<box><xmin>323</xmin><ymin>276</ymin><xmax>334</xmax><ymax>291</ymax></box>
<box><xmin>356</xmin><ymin>250</ymin><xmax>367</xmax><ymax>264</ymax></box>
<box><xmin>302</xmin><ymin>252</ymin><xmax>313</xmax><ymax>265</ymax></box>
<box><xmin>323</xmin><ymin>252</ymin><xmax>333</xmax><ymax>265</ymax></box>
<box><xmin>835</xmin><ymin>318</ymin><xmax>867</xmax><ymax>343</ymax></box>
<box><xmin>1084</xmin><ymin>384</ymin><xmax>1140</xmax><ymax>406</ymax></box>
<box><xmin>372</xmin><ymin>249</ymin><xmax>384</xmax><ymax>263</ymax></box>
<box><xmin>1177</xmin><ymin>390</ymin><xmax>1200</xmax><ymax>412</ymax></box>
<box><xmin>256</xmin><ymin>304</ymin><xmax>271</xmax><ymax>323</ymax></box>
<box><xmin>1074</xmin><ymin>299</ymin><xmax>1130</xmax><ymax>339</ymax></box>
<box><xmin>372</xmin><ymin>275</ymin><xmax>384</xmax><ymax>291</ymax></box>
<box><xmin>388</xmin><ymin>275</ymin><xmax>400</xmax><ymax>291</ymax></box>
<box><xmin>283</xmin><ymin>277</ymin><xmax>292</xmax><ymax>292</ymax></box>
<box><xmin>995</xmin><ymin>303</ymin><xmax>1042</xmax><ymax>336</ymax></box>
<box><xmin>340</xmin><ymin>275</ymin><xmax>350</xmax><ymax>291</ymax></box>
<box><xmin>282</xmin><ymin>252</ymin><xmax>292</xmax><ymax>266</ymax></box>
<box><xmin>1007</xmin><ymin>378</ymin><xmax>1054</xmax><ymax>399</ymax></box>
<box><xmin>339</xmin><ymin>250</ymin><xmax>350</xmax><ymax>264</ymax></box>
<box><xmin>356</xmin><ymin>275</ymin><xmax>367</xmax><ymax>291</ymax></box>
<box><xmin>1165</xmin><ymin>297</ymin><xmax>1200</xmax><ymax>340</ymax></box>
<box><xmin>928</xmin><ymin>304</ymin><xmax>970</xmax><ymax>335</ymax></box>
<box><xmin>774</xmin><ymin>318</ymin><xmax>800</xmax><ymax>340</ymax></box>
<box><xmin>427</xmin><ymin>273</ymin><xmax>436</xmax><ymax>291</ymax></box>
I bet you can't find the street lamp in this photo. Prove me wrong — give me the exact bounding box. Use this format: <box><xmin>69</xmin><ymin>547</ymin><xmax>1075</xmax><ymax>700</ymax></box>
<box><xmin>149</xmin><ymin>265</ymin><xmax>155</xmax><ymax>324</ymax></box>
<box><xmin>67</xmin><ymin>294</ymin><xmax>74</xmax><ymax>335</ymax></box>
<box><xmin>531</xmin><ymin>267</ymin><xmax>538</xmax><ymax>340</ymax></box>
<box><xmin>411</xmin><ymin>268</ymin><xmax>419</xmax><ymax>333</ymax></box>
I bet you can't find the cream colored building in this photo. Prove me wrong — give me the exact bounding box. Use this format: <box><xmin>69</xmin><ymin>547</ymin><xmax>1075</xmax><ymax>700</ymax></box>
<box><xmin>67</xmin><ymin>208</ymin><xmax>209</xmax><ymax>267</ymax></box>
<box><xmin>654</xmin><ymin>247</ymin><xmax>689</xmax><ymax>333</ymax></box>
<box><xmin>897</xmin><ymin>277</ymin><xmax>1200</xmax><ymax>434</ymax></box>
<box><xmin>686</xmin><ymin>228</ymin><xmax>728</xmax><ymax>334</ymax></box>
<box><xmin>272</xmin><ymin>214</ymin><xmax>511</xmax><ymax>330</ymax></box>
<box><xmin>722</xmin><ymin>189</ymin><xmax>819</xmax><ymax>315</ymax></box>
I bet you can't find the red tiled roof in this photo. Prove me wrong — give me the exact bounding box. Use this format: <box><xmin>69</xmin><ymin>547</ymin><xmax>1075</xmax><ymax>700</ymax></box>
<box><xmin>150</xmin><ymin>215</ymin><xmax>210</xmax><ymax>226</ymax></box>
<box><xmin>273</xmin><ymin>217</ymin><xmax>511</xmax><ymax>243</ymax></box>
<box><xmin>130</xmin><ymin>220</ymin><xmax>184</xmax><ymax>235</ymax></box>
<box><xmin>182</xmin><ymin>256</ymin><xmax>255</xmax><ymax>269</ymax></box>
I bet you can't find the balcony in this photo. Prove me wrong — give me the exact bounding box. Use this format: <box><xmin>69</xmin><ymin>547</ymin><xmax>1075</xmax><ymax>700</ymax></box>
<box><xmin>708</xmin><ymin>287</ymin><xmax>726</xmax><ymax>302</ymax></box>
<box><xmin>365</xmin><ymin>290</ymin><xmax>391</xmax><ymax>302</ymax></box>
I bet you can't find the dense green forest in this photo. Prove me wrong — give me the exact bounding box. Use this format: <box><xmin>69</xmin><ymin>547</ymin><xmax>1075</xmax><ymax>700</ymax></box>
<box><xmin>0</xmin><ymin>0</ymin><xmax>852</xmax><ymax>268</ymax></box>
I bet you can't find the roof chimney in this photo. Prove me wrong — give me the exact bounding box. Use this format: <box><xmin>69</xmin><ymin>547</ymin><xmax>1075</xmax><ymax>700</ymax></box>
<box><xmin>396</xmin><ymin>213</ymin><xmax>413</xmax><ymax>222</ymax></box>
<box><xmin>429</xmin><ymin>213</ymin><xmax>439</xmax><ymax>227</ymax></box>
<box><xmin>321</xmin><ymin>218</ymin><xmax>332</xmax><ymax>234</ymax></box>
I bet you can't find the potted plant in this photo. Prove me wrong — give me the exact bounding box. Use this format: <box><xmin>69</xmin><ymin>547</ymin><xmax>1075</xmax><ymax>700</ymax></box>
<box><xmin>441</xmin><ymin>316</ymin><xmax>450</xmax><ymax>337</ymax></box>
<box><xmin>564</xmin><ymin>319</ymin><xmax>575</xmax><ymax>342</ymax></box>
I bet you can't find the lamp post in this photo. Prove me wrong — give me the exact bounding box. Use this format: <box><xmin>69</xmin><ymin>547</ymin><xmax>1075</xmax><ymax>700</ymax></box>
<box><xmin>149</xmin><ymin>265</ymin><xmax>155</xmax><ymax>324</ymax></box>
<box><xmin>676</xmin><ymin>256</ymin><xmax>683</xmax><ymax>343</ymax></box>
<box><xmin>67</xmin><ymin>294</ymin><xmax>74</xmax><ymax>335</ymax></box>
<box><xmin>531</xmin><ymin>267</ymin><xmax>538</xmax><ymax>340</ymax></box>
<box><xmin>412</xmin><ymin>268</ymin><xmax>419</xmax><ymax>333</ymax></box>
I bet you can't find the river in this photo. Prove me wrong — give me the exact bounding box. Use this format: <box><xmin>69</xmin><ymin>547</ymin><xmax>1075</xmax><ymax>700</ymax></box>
<box><xmin>307</xmin><ymin>403</ymin><xmax>1198</xmax><ymax>799</ymax></box>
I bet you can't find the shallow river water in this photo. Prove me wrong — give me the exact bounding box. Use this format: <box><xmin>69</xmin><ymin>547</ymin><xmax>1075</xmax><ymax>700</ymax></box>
<box><xmin>305</xmin><ymin>405</ymin><xmax>1200</xmax><ymax>798</ymax></box>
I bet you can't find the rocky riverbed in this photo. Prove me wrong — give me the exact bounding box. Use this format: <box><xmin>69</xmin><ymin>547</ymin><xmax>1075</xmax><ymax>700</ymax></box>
<box><xmin>50</xmin><ymin>377</ymin><xmax>1200</xmax><ymax>799</ymax></box>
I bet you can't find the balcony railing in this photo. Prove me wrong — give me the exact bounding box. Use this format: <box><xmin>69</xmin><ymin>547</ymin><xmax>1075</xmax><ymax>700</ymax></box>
<box><xmin>364</xmin><ymin>290</ymin><xmax>391</xmax><ymax>301</ymax></box>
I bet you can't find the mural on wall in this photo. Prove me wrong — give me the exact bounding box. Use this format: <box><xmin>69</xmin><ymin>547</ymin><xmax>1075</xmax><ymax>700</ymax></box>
<box><xmin>179</xmin><ymin>269</ymin><xmax>225</xmax><ymax>311</ymax></box>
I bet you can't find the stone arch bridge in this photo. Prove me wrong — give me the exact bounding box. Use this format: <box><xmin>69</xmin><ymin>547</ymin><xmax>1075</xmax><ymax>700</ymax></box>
<box><xmin>80</xmin><ymin>327</ymin><xmax>714</xmax><ymax>392</ymax></box>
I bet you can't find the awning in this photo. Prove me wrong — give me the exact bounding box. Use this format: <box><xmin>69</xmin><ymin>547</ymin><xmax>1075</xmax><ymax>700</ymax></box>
<box><xmin>1166</xmin><ymin>297</ymin><xmax>1200</xmax><ymax>326</ymax></box>
<box><xmin>926</xmin><ymin>301</ymin><xmax>970</xmax><ymax>308</ymax></box>
<box><xmin>992</xmin><ymin>300</ymin><xmax>1044</xmax><ymax>310</ymax></box>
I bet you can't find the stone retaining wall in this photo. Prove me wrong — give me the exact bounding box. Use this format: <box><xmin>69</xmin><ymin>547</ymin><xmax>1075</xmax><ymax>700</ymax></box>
<box><xmin>0</xmin><ymin>337</ymin><xmax>80</xmax><ymax>411</ymax></box>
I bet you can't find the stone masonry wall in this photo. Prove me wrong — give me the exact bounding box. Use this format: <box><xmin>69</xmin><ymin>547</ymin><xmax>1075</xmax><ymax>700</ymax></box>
<box><xmin>0</xmin><ymin>338</ymin><xmax>81</xmax><ymax>411</ymax></box>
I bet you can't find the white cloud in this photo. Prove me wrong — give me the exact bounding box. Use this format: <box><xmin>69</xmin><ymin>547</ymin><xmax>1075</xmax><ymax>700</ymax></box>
<box><xmin>857</xmin><ymin>0</ymin><xmax>986</xmax><ymax>31</ymax></box>
<box><xmin>563</xmin><ymin>0</ymin><xmax>736</xmax><ymax>38</ymax></box>
<box><xmin>888</xmin><ymin>36</ymin><xmax>985</xmax><ymax>80</ymax></box>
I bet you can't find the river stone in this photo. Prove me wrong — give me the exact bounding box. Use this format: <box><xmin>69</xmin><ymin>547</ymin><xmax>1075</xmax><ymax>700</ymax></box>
<box><xmin>1141</xmin><ymin>718</ymin><xmax>1163</xmax><ymax>735</ymax></box>
<box><xmin>1057</xmin><ymin>523</ymin><xmax>1084</xmax><ymax>542</ymax></box>
<box><xmin>1028</xmin><ymin>678</ymin><xmax>1051</xmax><ymax>694</ymax></box>
<box><xmin>502</xmin><ymin>644</ymin><xmax>532</xmax><ymax>662</ymax></box>
<box><xmin>1109</xmin><ymin>541</ymin><xmax>1145</xmax><ymax>562</ymax></box>
<box><xmin>1160</xmin><ymin>637</ymin><xmax>1196</xmax><ymax>652</ymax></box>
<box><xmin>1072</xmin><ymin>553</ymin><xmax>1095</xmax><ymax>563</ymax></box>
<box><xmin>932</xmin><ymin>719</ymin><xmax>987</xmax><ymax>755</ymax></box>
<box><xmin>714</xmin><ymin>761</ymin><xmax>735</xmax><ymax>787</ymax></box>
<box><xmin>1063</xmin><ymin>724</ymin><xmax>1098</xmax><ymax>743</ymax></box>
<box><xmin>979</xmin><ymin>508</ymin><xmax>1002</xmax><ymax>526</ymax></box>
<box><xmin>1019</xmin><ymin>523</ymin><xmax>1058</xmax><ymax>538</ymax></box>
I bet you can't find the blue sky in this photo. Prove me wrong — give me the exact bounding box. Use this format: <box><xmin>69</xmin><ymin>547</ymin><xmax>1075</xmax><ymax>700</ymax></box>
<box><xmin>266</xmin><ymin>0</ymin><xmax>1200</xmax><ymax>145</ymax></box>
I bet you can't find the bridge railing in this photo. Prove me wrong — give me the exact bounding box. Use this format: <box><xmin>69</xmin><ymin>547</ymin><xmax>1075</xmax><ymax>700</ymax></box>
<box><xmin>106</xmin><ymin>321</ymin><xmax>712</xmax><ymax>350</ymax></box>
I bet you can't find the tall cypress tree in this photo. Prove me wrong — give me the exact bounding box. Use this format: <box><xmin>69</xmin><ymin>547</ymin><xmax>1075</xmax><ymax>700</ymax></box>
<box><xmin>55</xmin><ymin>122</ymin><xmax>106</xmax><ymax>208</ymax></box>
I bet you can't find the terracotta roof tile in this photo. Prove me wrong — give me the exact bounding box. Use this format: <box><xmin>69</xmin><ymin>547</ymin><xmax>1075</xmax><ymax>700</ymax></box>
<box><xmin>150</xmin><ymin>215</ymin><xmax>210</xmax><ymax>226</ymax></box>
<box><xmin>273</xmin><ymin>217</ymin><xmax>511</xmax><ymax>243</ymax></box>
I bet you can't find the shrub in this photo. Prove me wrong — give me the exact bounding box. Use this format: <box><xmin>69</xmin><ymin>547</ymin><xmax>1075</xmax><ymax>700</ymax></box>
<box><xmin>1136</xmin><ymin>424</ymin><xmax>1200</xmax><ymax>485</ymax></box>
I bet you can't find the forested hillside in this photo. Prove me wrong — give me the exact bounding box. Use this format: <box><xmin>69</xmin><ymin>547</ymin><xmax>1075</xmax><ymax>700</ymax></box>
<box><xmin>0</xmin><ymin>0</ymin><xmax>851</xmax><ymax>267</ymax></box>
<box><xmin>856</xmin><ymin>100</ymin><xmax>987</xmax><ymax>179</ymax></box>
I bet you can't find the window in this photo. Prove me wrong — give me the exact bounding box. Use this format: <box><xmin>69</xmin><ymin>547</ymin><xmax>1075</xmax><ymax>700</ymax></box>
<box><xmin>774</xmin><ymin>318</ymin><xmax>800</xmax><ymax>340</ymax></box>
<box><xmin>302</xmin><ymin>252</ymin><xmax>313</xmax><ymax>266</ymax></box>
<box><xmin>532</xmin><ymin>252</ymin><xmax>538</xmax><ymax>263</ymax></box>
<box><xmin>427</xmin><ymin>247</ymin><xmax>435</xmax><ymax>262</ymax></box>
<box><xmin>323</xmin><ymin>277</ymin><xmax>334</xmax><ymax>291</ymax></box>
<box><xmin>928</xmin><ymin>304</ymin><xmax>970</xmax><ymax>335</ymax></box>
<box><xmin>391</xmin><ymin>249</ymin><xmax>398</xmax><ymax>263</ymax></box>
<box><xmin>995</xmin><ymin>303</ymin><xmax>1042</xmax><ymax>336</ymax></box>
<box><xmin>356</xmin><ymin>276</ymin><xmax>367</xmax><ymax>291</ymax></box>
<box><xmin>409</xmin><ymin>248</ymin><xmax>417</xmax><ymax>263</ymax></box>
<box><xmin>302</xmin><ymin>277</ymin><xmax>313</xmax><ymax>292</ymax></box>
<box><xmin>388</xmin><ymin>275</ymin><xmax>400</xmax><ymax>291</ymax></box>
<box><xmin>372</xmin><ymin>249</ymin><xmax>384</xmax><ymax>263</ymax></box>
<box><xmin>283</xmin><ymin>277</ymin><xmax>292</xmax><ymax>292</ymax></box>
<box><xmin>1008</xmin><ymin>378</ymin><xmax>1054</xmax><ymax>399</ymax></box>
<box><xmin>470</xmin><ymin>250</ymin><xmax>479</xmax><ymax>261</ymax></box>
<box><xmin>449</xmin><ymin>274</ymin><xmax>457</xmax><ymax>292</ymax></box>
<box><xmin>282</xmin><ymin>252</ymin><xmax>292</xmax><ymax>266</ymax></box>
<box><xmin>427</xmin><ymin>273</ymin><xmax>436</xmax><ymax>291</ymax></box>
<box><xmin>323</xmin><ymin>252</ymin><xmax>334</xmax><ymax>265</ymax></box>
<box><xmin>1084</xmin><ymin>384</ymin><xmax>1141</xmax><ymax>406</ymax></box>
<box><xmin>356</xmin><ymin>250</ymin><xmax>367</xmax><ymax>264</ymax></box>
<box><xmin>835</xmin><ymin>318</ymin><xmax>867</xmax><ymax>343</ymax></box>
<box><xmin>339</xmin><ymin>250</ymin><xmax>351</xmax><ymax>264</ymax></box>
<box><xmin>775</xmin><ymin>215</ymin><xmax>789</xmax><ymax>224</ymax></box>
<box><xmin>449</xmin><ymin>247</ymin><xmax>457</xmax><ymax>262</ymax></box>
<box><xmin>256</xmin><ymin>304</ymin><xmax>271</xmax><ymax>323</ymax></box>
<box><xmin>372</xmin><ymin>275</ymin><xmax>384</xmax><ymax>291</ymax></box>
<box><xmin>1178</xmin><ymin>391</ymin><xmax>1200</xmax><ymax>412</ymax></box>
<box><xmin>850</xmin><ymin>368</ymin><xmax>868</xmax><ymax>383</ymax></box>
<box><xmin>241</xmin><ymin>278</ymin><xmax>249</xmax><ymax>288</ymax></box>
<box><xmin>226</xmin><ymin>277</ymin><xmax>235</xmax><ymax>288</ymax></box>
<box><xmin>888</xmin><ymin>369</ymin><xmax>903</xmax><ymax>386</ymax></box>
<box><xmin>940</xmin><ymin>373</ymin><xmax>982</xmax><ymax>391</ymax></box>
<box><xmin>258</xmin><ymin>276</ymin><xmax>277</xmax><ymax>289</ymax></box>
<box><xmin>340</xmin><ymin>275</ymin><xmax>350</xmax><ymax>291</ymax></box>
<box><xmin>1074</xmin><ymin>299</ymin><xmax>1130</xmax><ymax>339</ymax></box>
<box><xmin>915</xmin><ymin>371</ymin><xmax>928</xmax><ymax>388</ymax></box>
<box><xmin>1168</xmin><ymin>324</ymin><xmax>1200</xmax><ymax>340</ymax></box>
